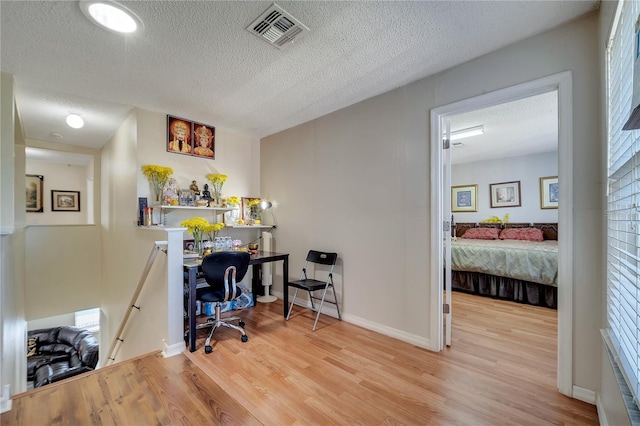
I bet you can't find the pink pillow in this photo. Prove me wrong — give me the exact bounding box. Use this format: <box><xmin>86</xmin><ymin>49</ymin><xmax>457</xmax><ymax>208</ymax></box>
<box><xmin>499</xmin><ymin>228</ymin><xmax>544</xmax><ymax>242</ymax></box>
<box><xmin>461</xmin><ymin>227</ymin><xmax>500</xmax><ymax>240</ymax></box>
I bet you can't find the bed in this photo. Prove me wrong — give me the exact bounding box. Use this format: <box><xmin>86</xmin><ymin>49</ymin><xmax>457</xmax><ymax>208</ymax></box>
<box><xmin>448</xmin><ymin>222</ymin><xmax>558</xmax><ymax>308</ymax></box>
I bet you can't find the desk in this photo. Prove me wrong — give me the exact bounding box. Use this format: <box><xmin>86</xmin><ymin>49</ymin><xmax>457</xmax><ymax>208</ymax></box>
<box><xmin>183</xmin><ymin>251</ymin><xmax>289</xmax><ymax>352</ymax></box>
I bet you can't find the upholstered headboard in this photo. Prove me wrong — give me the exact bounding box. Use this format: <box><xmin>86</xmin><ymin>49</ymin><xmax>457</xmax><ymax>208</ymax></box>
<box><xmin>453</xmin><ymin>222</ymin><xmax>558</xmax><ymax>240</ymax></box>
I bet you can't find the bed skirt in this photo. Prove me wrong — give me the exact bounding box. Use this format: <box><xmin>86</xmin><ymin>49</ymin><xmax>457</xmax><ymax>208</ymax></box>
<box><xmin>451</xmin><ymin>270</ymin><xmax>557</xmax><ymax>309</ymax></box>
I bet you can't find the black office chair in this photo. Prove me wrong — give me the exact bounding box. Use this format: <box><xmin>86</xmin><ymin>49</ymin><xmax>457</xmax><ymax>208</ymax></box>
<box><xmin>286</xmin><ymin>250</ymin><xmax>341</xmax><ymax>331</ymax></box>
<box><xmin>197</xmin><ymin>251</ymin><xmax>251</xmax><ymax>353</ymax></box>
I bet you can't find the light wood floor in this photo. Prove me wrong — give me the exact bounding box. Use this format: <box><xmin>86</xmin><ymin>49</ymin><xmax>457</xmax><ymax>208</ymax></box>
<box><xmin>2</xmin><ymin>292</ymin><xmax>598</xmax><ymax>425</ymax></box>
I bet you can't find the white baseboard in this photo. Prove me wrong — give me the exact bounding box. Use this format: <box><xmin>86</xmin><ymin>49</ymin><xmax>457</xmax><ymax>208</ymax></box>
<box><xmin>573</xmin><ymin>385</ymin><xmax>597</xmax><ymax>405</ymax></box>
<box><xmin>343</xmin><ymin>313</ymin><xmax>431</xmax><ymax>348</ymax></box>
<box><xmin>596</xmin><ymin>393</ymin><xmax>609</xmax><ymax>426</ymax></box>
<box><xmin>1</xmin><ymin>384</ymin><xmax>12</xmax><ymax>414</ymax></box>
<box><xmin>162</xmin><ymin>340</ymin><xmax>184</xmax><ymax>358</ymax></box>
<box><xmin>272</xmin><ymin>291</ymin><xmax>430</xmax><ymax>349</ymax></box>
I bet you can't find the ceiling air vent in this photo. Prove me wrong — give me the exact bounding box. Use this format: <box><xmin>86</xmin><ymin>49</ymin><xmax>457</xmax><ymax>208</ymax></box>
<box><xmin>247</xmin><ymin>3</ymin><xmax>309</xmax><ymax>49</ymax></box>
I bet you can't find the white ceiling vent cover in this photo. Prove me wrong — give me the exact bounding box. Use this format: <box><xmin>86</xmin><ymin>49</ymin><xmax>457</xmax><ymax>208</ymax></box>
<box><xmin>247</xmin><ymin>3</ymin><xmax>309</xmax><ymax>49</ymax></box>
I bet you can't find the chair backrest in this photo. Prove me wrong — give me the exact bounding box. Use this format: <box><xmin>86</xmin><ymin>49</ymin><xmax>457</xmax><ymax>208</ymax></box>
<box><xmin>302</xmin><ymin>250</ymin><xmax>337</xmax><ymax>279</ymax></box>
<box><xmin>306</xmin><ymin>250</ymin><xmax>337</xmax><ymax>266</ymax></box>
<box><xmin>201</xmin><ymin>251</ymin><xmax>251</xmax><ymax>302</ymax></box>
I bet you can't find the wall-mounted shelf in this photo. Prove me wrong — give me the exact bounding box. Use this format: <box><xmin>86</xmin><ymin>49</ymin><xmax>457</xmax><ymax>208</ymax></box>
<box><xmin>159</xmin><ymin>205</ymin><xmax>235</xmax><ymax>226</ymax></box>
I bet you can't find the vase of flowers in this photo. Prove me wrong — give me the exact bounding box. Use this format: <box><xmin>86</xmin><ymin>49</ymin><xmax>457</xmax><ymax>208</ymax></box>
<box><xmin>206</xmin><ymin>173</ymin><xmax>228</xmax><ymax>206</ymax></box>
<box><xmin>142</xmin><ymin>165</ymin><xmax>173</xmax><ymax>205</ymax></box>
<box><xmin>180</xmin><ymin>217</ymin><xmax>210</xmax><ymax>256</ymax></box>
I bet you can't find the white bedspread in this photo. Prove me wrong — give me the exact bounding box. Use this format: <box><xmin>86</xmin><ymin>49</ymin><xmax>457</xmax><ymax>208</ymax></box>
<box><xmin>449</xmin><ymin>239</ymin><xmax>558</xmax><ymax>287</ymax></box>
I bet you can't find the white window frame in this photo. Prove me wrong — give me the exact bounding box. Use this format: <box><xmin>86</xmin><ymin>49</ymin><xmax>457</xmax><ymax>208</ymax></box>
<box><xmin>606</xmin><ymin>0</ymin><xmax>640</xmax><ymax>409</ymax></box>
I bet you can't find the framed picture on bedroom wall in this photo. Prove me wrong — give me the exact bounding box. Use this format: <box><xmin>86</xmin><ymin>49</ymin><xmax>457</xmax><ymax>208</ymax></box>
<box><xmin>539</xmin><ymin>176</ymin><xmax>558</xmax><ymax>209</ymax></box>
<box><xmin>490</xmin><ymin>181</ymin><xmax>521</xmax><ymax>208</ymax></box>
<box><xmin>451</xmin><ymin>184</ymin><xmax>478</xmax><ymax>212</ymax></box>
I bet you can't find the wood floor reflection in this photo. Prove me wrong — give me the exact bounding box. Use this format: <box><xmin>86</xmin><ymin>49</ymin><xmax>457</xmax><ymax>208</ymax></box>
<box><xmin>2</xmin><ymin>292</ymin><xmax>598</xmax><ymax>425</ymax></box>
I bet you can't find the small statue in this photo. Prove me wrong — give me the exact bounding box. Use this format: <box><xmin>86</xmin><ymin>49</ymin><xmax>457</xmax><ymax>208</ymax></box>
<box><xmin>201</xmin><ymin>183</ymin><xmax>212</xmax><ymax>201</ymax></box>
<box><xmin>190</xmin><ymin>180</ymin><xmax>200</xmax><ymax>196</ymax></box>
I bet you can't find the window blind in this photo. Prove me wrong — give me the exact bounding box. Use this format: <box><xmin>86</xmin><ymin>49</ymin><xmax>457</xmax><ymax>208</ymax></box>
<box><xmin>607</xmin><ymin>0</ymin><xmax>640</xmax><ymax>405</ymax></box>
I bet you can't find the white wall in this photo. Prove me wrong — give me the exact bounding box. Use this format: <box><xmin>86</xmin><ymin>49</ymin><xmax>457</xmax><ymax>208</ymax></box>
<box><xmin>262</xmin><ymin>11</ymin><xmax>601</xmax><ymax>394</ymax></box>
<box><xmin>452</xmin><ymin>151</ymin><xmax>559</xmax><ymax>224</ymax></box>
<box><xmin>100</xmin><ymin>107</ymin><xmax>261</xmax><ymax>362</ymax></box>
<box><xmin>25</xmin><ymin>160</ymin><xmax>89</xmax><ymax>225</ymax></box>
<box><xmin>1</xmin><ymin>73</ymin><xmax>28</xmax><ymax>405</ymax></box>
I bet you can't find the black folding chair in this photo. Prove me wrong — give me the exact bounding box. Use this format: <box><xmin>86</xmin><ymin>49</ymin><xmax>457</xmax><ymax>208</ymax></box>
<box><xmin>286</xmin><ymin>250</ymin><xmax>341</xmax><ymax>331</ymax></box>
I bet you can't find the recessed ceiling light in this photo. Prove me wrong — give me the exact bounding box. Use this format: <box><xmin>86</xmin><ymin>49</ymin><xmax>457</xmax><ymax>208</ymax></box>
<box><xmin>66</xmin><ymin>114</ymin><xmax>85</xmax><ymax>129</ymax></box>
<box><xmin>80</xmin><ymin>1</ymin><xmax>143</xmax><ymax>34</ymax></box>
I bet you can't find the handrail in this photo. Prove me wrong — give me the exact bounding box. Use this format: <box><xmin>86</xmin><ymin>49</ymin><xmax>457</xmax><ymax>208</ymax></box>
<box><xmin>106</xmin><ymin>241</ymin><xmax>168</xmax><ymax>365</ymax></box>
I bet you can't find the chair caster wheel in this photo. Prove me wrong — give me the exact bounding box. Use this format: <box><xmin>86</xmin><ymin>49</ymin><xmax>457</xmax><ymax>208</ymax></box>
<box><xmin>241</xmin><ymin>335</ymin><xmax>248</xmax><ymax>342</ymax></box>
<box><xmin>206</xmin><ymin>318</ymin><xmax>214</xmax><ymax>324</ymax></box>
<box><xmin>205</xmin><ymin>345</ymin><xmax>213</xmax><ymax>354</ymax></box>
<box><xmin>239</xmin><ymin>321</ymin><xmax>245</xmax><ymax>328</ymax></box>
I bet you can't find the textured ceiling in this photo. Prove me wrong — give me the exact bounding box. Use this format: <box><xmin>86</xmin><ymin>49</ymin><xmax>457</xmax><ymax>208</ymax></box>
<box><xmin>1</xmin><ymin>1</ymin><xmax>597</xmax><ymax>152</ymax></box>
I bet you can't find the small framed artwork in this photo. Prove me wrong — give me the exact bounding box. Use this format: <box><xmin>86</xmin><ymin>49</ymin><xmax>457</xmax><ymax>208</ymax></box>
<box><xmin>241</xmin><ymin>197</ymin><xmax>260</xmax><ymax>220</ymax></box>
<box><xmin>26</xmin><ymin>174</ymin><xmax>44</xmax><ymax>213</ymax></box>
<box><xmin>540</xmin><ymin>176</ymin><xmax>559</xmax><ymax>209</ymax></box>
<box><xmin>192</xmin><ymin>122</ymin><xmax>215</xmax><ymax>159</ymax></box>
<box><xmin>184</xmin><ymin>239</ymin><xmax>196</xmax><ymax>252</ymax></box>
<box><xmin>167</xmin><ymin>115</ymin><xmax>193</xmax><ymax>155</ymax></box>
<box><xmin>451</xmin><ymin>184</ymin><xmax>478</xmax><ymax>212</ymax></box>
<box><xmin>490</xmin><ymin>181</ymin><xmax>521</xmax><ymax>208</ymax></box>
<box><xmin>51</xmin><ymin>190</ymin><xmax>80</xmax><ymax>212</ymax></box>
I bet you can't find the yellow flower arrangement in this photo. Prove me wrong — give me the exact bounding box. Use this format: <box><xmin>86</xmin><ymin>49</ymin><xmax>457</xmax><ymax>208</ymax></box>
<box><xmin>142</xmin><ymin>165</ymin><xmax>173</xmax><ymax>203</ymax></box>
<box><xmin>226</xmin><ymin>196</ymin><xmax>240</xmax><ymax>206</ymax></box>
<box><xmin>481</xmin><ymin>213</ymin><xmax>510</xmax><ymax>224</ymax></box>
<box><xmin>247</xmin><ymin>198</ymin><xmax>261</xmax><ymax>208</ymax></box>
<box><xmin>180</xmin><ymin>217</ymin><xmax>210</xmax><ymax>252</ymax></box>
<box><xmin>205</xmin><ymin>222</ymin><xmax>225</xmax><ymax>240</ymax></box>
<box><xmin>206</xmin><ymin>173</ymin><xmax>228</xmax><ymax>205</ymax></box>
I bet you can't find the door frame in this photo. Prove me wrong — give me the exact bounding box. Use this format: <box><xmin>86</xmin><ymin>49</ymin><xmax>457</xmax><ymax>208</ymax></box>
<box><xmin>428</xmin><ymin>71</ymin><xmax>573</xmax><ymax>396</ymax></box>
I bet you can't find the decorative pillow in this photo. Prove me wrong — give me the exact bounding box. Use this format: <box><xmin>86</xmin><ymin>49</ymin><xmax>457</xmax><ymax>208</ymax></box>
<box><xmin>461</xmin><ymin>227</ymin><xmax>500</xmax><ymax>240</ymax></box>
<box><xmin>499</xmin><ymin>227</ymin><xmax>544</xmax><ymax>242</ymax></box>
<box><xmin>27</xmin><ymin>336</ymin><xmax>38</xmax><ymax>357</ymax></box>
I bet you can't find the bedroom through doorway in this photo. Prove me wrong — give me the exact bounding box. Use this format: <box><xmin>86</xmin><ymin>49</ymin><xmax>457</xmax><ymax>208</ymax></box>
<box><xmin>446</xmin><ymin>89</ymin><xmax>560</xmax><ymax>383</ymax></box>
<box><xmin>430</xmin><ymin>72</ymin><xmax>573</xmax><ymax>395</ymax></box>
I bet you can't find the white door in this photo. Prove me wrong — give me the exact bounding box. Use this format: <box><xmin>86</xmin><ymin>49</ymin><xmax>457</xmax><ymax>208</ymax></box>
<box><xmin>443</xmin><ymin>119</ymin><xmax>452</xmax><ymax>347</ymax></box>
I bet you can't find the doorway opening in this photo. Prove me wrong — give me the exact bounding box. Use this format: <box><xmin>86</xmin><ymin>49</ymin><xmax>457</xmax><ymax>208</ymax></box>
<box><xmin>429</xmin><ymin>71</ymin><xmax>573</xmax><ymax>396</ymax></box>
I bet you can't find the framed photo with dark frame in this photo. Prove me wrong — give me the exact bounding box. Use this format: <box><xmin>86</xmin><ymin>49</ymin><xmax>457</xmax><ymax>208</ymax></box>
<box><xmin>167</xmin><ymin>115</ymin><xmax>194</xmax><ymax>155</ymax></box>
<box><xmin>451</xmin><ymin>184</ymin><xmax>478</xmax><ymax>212</ymax></box>
<box><xmin>489</xmin><ymin>181</ymin><xmax>521</xmax><ymax>208</ymax></box>
<box><xmin>539</xmin><ymin>176</ymin><xmax>559</xmax><ymax>209</ymax></box>
<box><xmin>26</xmin><ymin>174</ymin><xmax>44</xmax><ymax>213</ymax></box>
<box><xmin>192</xmin><ymin>122</ymin><xmax>215</xmax><ymax>159</ymax></box>
<box><xmin>51</xmin><ymin>190</ymin><xmax>80</xmax><ymax>212</ymax></box>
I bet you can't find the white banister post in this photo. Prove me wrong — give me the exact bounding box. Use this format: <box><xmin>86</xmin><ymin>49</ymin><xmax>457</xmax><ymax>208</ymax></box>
<box><xmin>163</xmin><ymin>227</ymin><xmax>186</xmax><ymax>357</ymax></box>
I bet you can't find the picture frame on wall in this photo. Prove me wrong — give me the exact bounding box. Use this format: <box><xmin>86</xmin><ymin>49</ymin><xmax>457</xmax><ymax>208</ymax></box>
<box><xmin>167</xmin><ymin>115</ymin><xmax>194</xmax><ymax>155</ymax></box>
<box><xmin>26</xmin><ymin>174</ymin><xmax>43</xmax><ymax>213</ymax></box>
<box><xmin>490</xmin><ymin>181</ymin><xmax>521</xmax><ymax>208</ymax></box>
<box><xmin>451</xmin><ymin>184</ymin><xmax>478</xmax><ymax>212</ymax></box>
<box><xmin>192</xmin><ymin>122</ymin><xmax>215</xmax><ymax>159</ymax></box>
<box><xmin>51</xmin><ymin>190</ymin><xmax>80</xmax><ymax>212</ymax></box>
<box><xmin>539</xmin><ymin>176</ymin><xmax>559</xmax><ymax>209</ymax></box>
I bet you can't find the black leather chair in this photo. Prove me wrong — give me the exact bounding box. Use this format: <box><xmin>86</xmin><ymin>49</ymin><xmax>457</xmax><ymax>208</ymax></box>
<box><xmin>197</xmin><ymin>251</ymin><xmax>251</xmax><ymax>354</ymax></box>
<box><xmin>286</xmin><ymin>250</ymin><xmax>341</xmax><ymax>331</ymax></box>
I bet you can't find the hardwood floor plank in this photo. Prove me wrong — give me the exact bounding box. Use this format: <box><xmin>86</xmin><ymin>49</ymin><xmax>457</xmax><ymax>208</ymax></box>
<box><xmin>2</xmin><ymin>292</ymin><xmax>598</xmax><ymax>425</ymax></box>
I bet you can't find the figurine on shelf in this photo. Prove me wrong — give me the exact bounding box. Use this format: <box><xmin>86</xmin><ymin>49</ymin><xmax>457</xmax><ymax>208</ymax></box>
<box><xmin>190</xmin><ymin>180</ymin><xmax>200</xmax><ymax>196</ymax></box>
<box><xmin>201</xmin><ymin>184</ymin><xmax>212</xmax><ymax>206</ymax></box>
